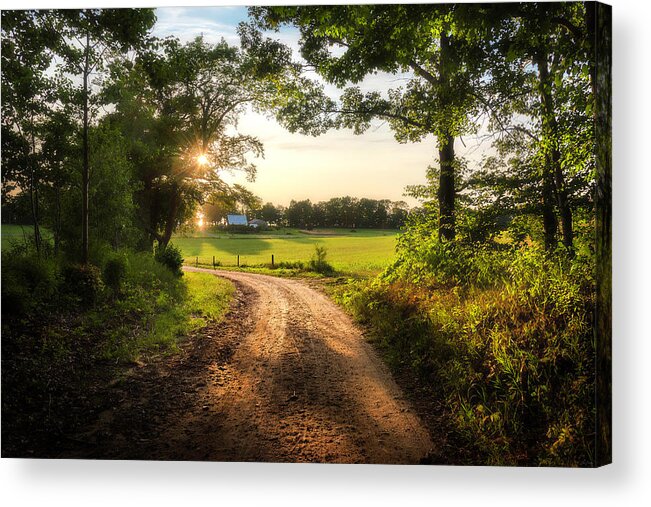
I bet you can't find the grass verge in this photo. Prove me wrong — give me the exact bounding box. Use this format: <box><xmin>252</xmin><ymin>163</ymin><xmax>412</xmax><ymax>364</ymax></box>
<box><xmin>335</xmin><ymin>243</ymin><xmax>595</xmax><ymax>466</ymax></box>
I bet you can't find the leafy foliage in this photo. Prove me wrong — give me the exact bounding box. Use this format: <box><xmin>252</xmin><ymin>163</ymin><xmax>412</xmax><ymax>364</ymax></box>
<box><xmin>154</xmin><ymin>243</ymin><xmax>184</xmax><ymax>277</ymax></box>
<box><xmin>338</xmin><ymin>243</ymin><xmax>595</xmax><ymax>465</ymax></box>
<box><xmin>62</xmin><ymin>263</ymin><xmax>104</xmax><ymax>307</ymax></box>
<box><xmin>102</xmin><ymin>254</ymin><xmax>128</xmax><ymax>294</ymax></box>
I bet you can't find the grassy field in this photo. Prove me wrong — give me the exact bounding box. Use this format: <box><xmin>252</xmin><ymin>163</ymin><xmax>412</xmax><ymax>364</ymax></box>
<box><xmin>1</xmin><ymin>225</ymin><xmax>401</xmax><ymax>276</ymax></box>
<box><xmin>1</xmin><ymin>224</ymin><xmax>53</xmax><ymax>250</ymax></box>
<box><xmin>174</xmin><ymin>228</ymin><xmax>400</xmax><ymax>276</ymax></box>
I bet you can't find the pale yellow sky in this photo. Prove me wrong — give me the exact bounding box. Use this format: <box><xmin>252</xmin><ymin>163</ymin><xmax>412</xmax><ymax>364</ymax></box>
<box><xmin>153</xmin><ymin>6</ymin><xmax>489</xmax><ymax>208</ymax></box>
<box><xmin>222</xmin><ymin>109</ymin><xmax>437</xmax><ymax>207</ymax></box>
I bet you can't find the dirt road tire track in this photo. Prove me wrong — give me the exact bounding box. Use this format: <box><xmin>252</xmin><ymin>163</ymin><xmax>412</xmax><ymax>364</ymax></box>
<box><xmin>62</xmin><ymin>268</ymin><xmax>433</xmax><ymax>463</ymax></box>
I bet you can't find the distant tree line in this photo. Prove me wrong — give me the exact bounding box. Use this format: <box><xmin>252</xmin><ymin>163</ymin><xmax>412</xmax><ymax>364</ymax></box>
<box><xmin>201</xmin><ymin>196</ymin><xmax>409</xmax><ymax>229</ymax></box>
<box><xmin>280</xmin><ymin>197</ymin><xmax>408</xmax><ymax>229</ymax></box>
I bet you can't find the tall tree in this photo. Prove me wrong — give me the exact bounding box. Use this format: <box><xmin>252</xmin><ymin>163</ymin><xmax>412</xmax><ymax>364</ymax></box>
<box><xmin>56</xmin><ymin>8</ymin><xmax>155</xmax><ymax>262</ymax></box>
<box><xmin>480</xmin><ymin>2</ymin><xmax>592</xmax><ymax>251</ymax></box>
<box><xmin>40</xmin><ymin>109</ymin><xmax>77</xmax><ymax>254</ymax></box>
<box><xmin>1</xmin><ymin>10</ymin><xmax>61</xmax><ymax>254</ymax></box>
<box><xmin>249</xmin><ymin>4</ymin><xmax>497</xmax><ymax>241</ymax></box>
<box><xmin>108</xmin><ymin>35</ymin><xmax>300</xmax><ymax>248</ymax></box>
<box><xmin>259</xmin><ymin>202</ymin><xmax>284</xmax><ymax>225</ymax></box>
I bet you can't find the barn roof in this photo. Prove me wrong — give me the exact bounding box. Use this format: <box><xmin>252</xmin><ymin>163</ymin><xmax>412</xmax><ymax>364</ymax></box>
<box><xmin>226</xmin><ymin>214</ymin><xmax>248</xmax><ymax>226</ymax></box>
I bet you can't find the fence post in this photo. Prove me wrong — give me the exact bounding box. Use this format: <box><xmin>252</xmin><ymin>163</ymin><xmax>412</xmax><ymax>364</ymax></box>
<box><xmin>213</xmin><ymin>255</ymin><xmax>215</xmax><ymax>269</ymax></box>
<box><xmin>271</xmin><ymin>254</ymin><xmax>274</xmax><ymax>267</ymax></box>
<box><xmin>195</xmin><ymin>256</ymin><xmax>198</xmax><ymax>267</ymax></box>
<box><xmin>237</xmin><ymin>254</ymin><xmax>240</xmax><ymax>267</ymax></box>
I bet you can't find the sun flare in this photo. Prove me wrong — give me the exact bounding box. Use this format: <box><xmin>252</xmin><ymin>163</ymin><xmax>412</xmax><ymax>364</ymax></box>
<box><xmin>196</xmin><ymin>154</ymin><xmax>209</xmax><ymax>166</ymax></box>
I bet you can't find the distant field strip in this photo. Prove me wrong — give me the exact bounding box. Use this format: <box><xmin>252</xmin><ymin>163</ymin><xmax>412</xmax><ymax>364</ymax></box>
<box><xmin>174</xmin><ymin>230</ymin><xmax>399</xmax><ymax>275</ymax></box>
<box><xmin>1</xmin><ymin>225</ymin><xmax>53</xmax><ymax>250</ymax></box>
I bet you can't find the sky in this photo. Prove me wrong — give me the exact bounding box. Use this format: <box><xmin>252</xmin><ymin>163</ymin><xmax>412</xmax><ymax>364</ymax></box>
<box><xmin>151</xmin><ymin>6</ymin><xmax>490</xmax><ymax>208</ymax></box>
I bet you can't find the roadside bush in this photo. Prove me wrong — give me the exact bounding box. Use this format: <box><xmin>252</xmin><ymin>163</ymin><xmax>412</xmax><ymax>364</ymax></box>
<box><xmin>1</xmin><ymin>273</ymin><xmax>30</xmax><ymax>316</ymax></box>
<box><xmin>103</xmin><ymin>255</ymin><xmax>127</xmax><ymax>294</ymax></box>
<box><xmin>62</xmin><ymin>263</ymin><xmax>104</xmax><ymax>307</ymax></box>
<box><xmin>339</xmin><ymin>243</ymin><xmax>595</xmax><ymax>466</ymax></box>
<box><xmin>308</xmin><ymin>245</ymin><xmax>335</xmax><ymax>275</ymax></box>
<box><xmin>125</xmin><ymin>251</ymin><xmax>181</xmax><ymax>294</ymax></box>
<box><xmin>1</xmin><ymin>251</ymin><xmax>60</xmax><ymax>315</ymax></box>
<box><xmin>274</xmin><ymin>260</ymin><xmax>305</xmax><ymax>270</ymax></box>
<box><xmin>155</xmin><ymin>243</ymin><xmax>184</xmax><ymax>277</ymax></box>
<box><xmin>385</xmin><ymin>234</ymin><xmax>510</xmax><ymax>288</ymax></box>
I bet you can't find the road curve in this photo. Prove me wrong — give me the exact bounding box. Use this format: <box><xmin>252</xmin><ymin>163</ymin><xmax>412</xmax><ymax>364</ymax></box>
<box><xmin>179</xmin><ymin>267</ymin><xmax>433</xmax><ymax>464</ymax></box>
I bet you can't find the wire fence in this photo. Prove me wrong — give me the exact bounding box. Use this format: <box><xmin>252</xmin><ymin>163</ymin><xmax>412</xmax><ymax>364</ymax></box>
<box><xmin>183</xmin><ymin>254</ymin><xmax>282</xmax><ymax>269</ymax></box>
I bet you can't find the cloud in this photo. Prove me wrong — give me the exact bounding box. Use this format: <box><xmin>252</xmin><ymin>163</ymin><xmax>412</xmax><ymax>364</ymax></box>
<box><xmin>152</xmin><ymin>7</ymin><xmax>243</xmax><ymax>45</ymax></box>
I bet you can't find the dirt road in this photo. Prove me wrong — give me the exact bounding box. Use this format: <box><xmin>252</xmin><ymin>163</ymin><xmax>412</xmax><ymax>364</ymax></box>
<box><xmin>65</xmin><ymin>268</ymin><xmax>433</xmax><ymax>463</ymax></box>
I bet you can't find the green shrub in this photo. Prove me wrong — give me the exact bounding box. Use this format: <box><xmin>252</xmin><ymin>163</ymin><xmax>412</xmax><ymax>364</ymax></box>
<box><xmin>103</xmin><ymin>255</ymin><xmax>127</xmax><ymax>294</ymax></box>
<box><xmin>1</xmin><ymin>252</ymin><xmax>60</xmax><ymax>315</ymax></box>
<box><xmin>62</xmin><ymin>263</ymin><xmax>104</xmax><ymax>307</ymax></box>
<box><xmin>155</xmin><ymin>243</ymin><xmax>184</xmax><ymax>277</ymax></box>
<box><xmin>1</xmin><ymin>275</ymin><xmax>30</xmax><ymax>316</ymax></box>
<box><xmin>308</xmin><ymin>245</ymin><xmax>335</xmax><ymax>275</ymax></box>
<box><xmin>276</xmin><ymin>260</ymin><xmax>305</xmax><ymax>270</ymax></box>
<box><xmin>126</xmin><ymin>251</ymin><xmax>181</xmax><ymax>293</ymax></box>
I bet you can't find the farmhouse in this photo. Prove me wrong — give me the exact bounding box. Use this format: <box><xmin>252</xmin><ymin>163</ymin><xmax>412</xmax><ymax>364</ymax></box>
<box><xmin>248</xmin><ymin>218</ymin><xmax>268</xmax><ymax>229</ymax></box>
<box><xmin>226</xmin><ymin>214</ymin><xmax>248</xmax><ymax>226</ymax></box>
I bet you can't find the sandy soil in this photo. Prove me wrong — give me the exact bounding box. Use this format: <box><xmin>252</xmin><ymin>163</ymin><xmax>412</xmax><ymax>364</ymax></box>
<box><xmin>60</xmin><ymin>268</ymin><xmax>433</xmax><ymax>463</ymax></box>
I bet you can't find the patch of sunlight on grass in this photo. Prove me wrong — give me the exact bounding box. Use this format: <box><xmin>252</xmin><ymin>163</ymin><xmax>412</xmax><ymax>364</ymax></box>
<box><xmin>175</xmin><ymin>228</ymin><xmax>399</xmax><ymax>276</ymax></box>
<box><xmin>103</xmin><ymin>271</ymin><xmax>234</xmax><ymax>362</ymax></box>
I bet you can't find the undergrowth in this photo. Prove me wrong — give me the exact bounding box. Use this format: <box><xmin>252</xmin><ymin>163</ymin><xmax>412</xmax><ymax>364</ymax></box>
<box><xmin>1</xmin><ymin>244</ymin><xmax>233</xmax><ymax>456</ymax></box>
<box><xmin>336</xmin><ymin>241</ymin><xmax>595</xmax><ymax>466</ymax></box>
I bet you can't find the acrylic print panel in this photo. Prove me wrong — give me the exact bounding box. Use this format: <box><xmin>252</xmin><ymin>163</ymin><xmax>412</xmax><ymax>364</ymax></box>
<box><xmin>1</xmin><ymin>2</ymin><xmax>611</xmax><ymax>467</ymax></box>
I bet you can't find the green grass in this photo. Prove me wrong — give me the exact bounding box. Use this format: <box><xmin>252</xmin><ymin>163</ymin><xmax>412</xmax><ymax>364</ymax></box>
<box><xmin>175</xmin><ymin>228</ymin><xmax>400</xmax><ymax>276</ymax></box>
<box><xmin>102</xmin><ymin>268</ymin><xmax>234</xmax><ymax>362</ymax></box>
<box><xmin>183</xmin><ymin>271</ymin><xmax>234</xmax><ymax>326</ymax></box>
<box><xmin>1</xmin><ymin>224</ymin><xmax>53</xmax><ymax>250</ymax></box>
<box><xmin>2</xmin><ymin>248</ymin><xmax>235</xmax><ymax>456</ymax></box>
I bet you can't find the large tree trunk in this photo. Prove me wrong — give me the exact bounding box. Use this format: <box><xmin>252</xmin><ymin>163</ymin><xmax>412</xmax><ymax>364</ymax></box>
<box><xmin>81</xmin><ymin>27</ymin><xmax>90</xmax><ymax>264</ymax></box>
<box><xmin>438</xmin><ymin>132</ymin><xmax>456</xmax><ymax>242</ymax></box>
<box><xmin>535</xmin><ymin>50</ymin><xmax>573</xmax><ymax>251</ymax></box>
<box><xmin>159</xmin><ymin>183</ymin><xmax>181</xmax><ymax>249</ymax></box>
<box><xmin>542</xmin><ymin>153</ymin><xmax>559</xmax><ymax>250</ymax></box>
<box><xmin>28</xmin><ymin>122</ymin><xmax>42</xmax><ymax>256</ymax></box>
<box><xmin>28</xmin><ymin>161</ymin><xmax>42</xmax><ymax>256</ymax></box>
<box><xmin>587</xmin><ymin>0</ymin><xmax>612</xmax><ymax>467</ymax></box>
<box><xmin>554</xmin><ymin>155</ymin><xmax>573</xmax><ymax>250</ymax></box>
<box><xmin>437</xmin><ymin>32</ymin><xmax>456</xmax><ymax>242</ymax></box>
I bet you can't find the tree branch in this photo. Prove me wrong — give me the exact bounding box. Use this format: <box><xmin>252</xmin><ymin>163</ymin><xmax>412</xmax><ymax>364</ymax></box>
<box><xmin>408</xmin><ymin>59</ymin><xmax>438</xmax><ymax>86</ymax></box>
<box><xmin>551</xmin><ymin>16</ymin><xmax>583</xmax><ymax>42</ymax></box>
<box><xmin>326</xmin><ymin>107</ymin><xmax>427</xmax><ymax>130</ymax></box>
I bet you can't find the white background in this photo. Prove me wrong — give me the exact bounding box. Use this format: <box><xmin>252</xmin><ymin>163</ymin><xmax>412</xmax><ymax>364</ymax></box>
<box><xmin>2</xmin><ymin>0</ymin><xmax>649</xmax><ymax>505</ymax></box>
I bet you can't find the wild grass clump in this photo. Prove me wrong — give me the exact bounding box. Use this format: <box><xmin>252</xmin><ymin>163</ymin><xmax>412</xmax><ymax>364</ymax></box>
<box><xmin>309</xmin><ymin>245</ymin><xmax>335</xmax><ymax>275</ymax></box>
<box><xmin>1</xmin><ymin>247</ymin><xmax>60</xmax><ymax>315</ymax></box>
<box><xmin>337</xmin><ymin>242</ymin><xmax>595</xmax><ymax>466</ymax></box>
